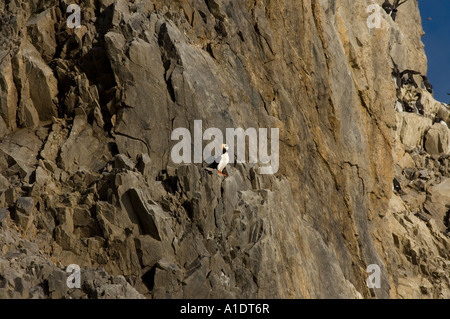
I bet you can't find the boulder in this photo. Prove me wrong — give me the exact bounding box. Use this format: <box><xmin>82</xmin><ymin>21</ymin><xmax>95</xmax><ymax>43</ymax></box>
<box><xmin>424</xmin><ymin>178</ymin><xmax>450</xmax><ymax>233</ymax></box>
<box><xmin>134</xmin><ymin>235</ymin><xmax>162</xmax><ymax>268</ymax></box>
<box><xmin>129</xmin><ymin>188</ymin><xmax>171</xmax><ymax>241</ymax></box>
<box><xmin>396</xmin><ymin>113</ymin><xmax>432</xmax><ymax>148</ymax></box>
<box><xmin>95</xmin><ymin>201</ymin><xmax>135</xmax><ymax>241</ymax></box>
<box><xmin>47</xmin><ymin>270</ymin><xmax>68</xmax><ymax>299</ymax></box>
<box><xmin>0</xmin><ymin>208</ymin><xmax>9</xmax><ymax>223</ymax></box>
<box><xmin>114</xmin><ymin>154</ymin><xmax>135</xmax><ymax>170</ymax></box>
<box><xmin>0</xmin><ymin>56</ymin><xmax>18</xmax><ymax>130</ymax></box>
<box><xmin>25</xmin><ymin>8</ymin><xmax>57</xmax><ymax>63</ymax></box>
<box><xmin>14</xmin><ymin>197</ymin><xmax>35</xmax><ymax>232</ymax></box>
<box><xmin>0</xmin><ymin>129</ymin><xmax>43</xmax><ymax>181</ymax></box>
<box><xmin>136</xmin><ymin>153</ymin><xmax>152</xmax><ymax>176</ymax></box>
<box><xmin>59</xmin><ymin>112</ymin><xmax>110</xmax><ymax>173</ymax></box>
<box><xmin>0</xmin><ymin>174</ymin><xmax>9</xmax><ymax>191</ymax></box>
<box><xmin>436</xmin><ymin>105</ymin><xmax>450</xmax><ymax>124</ymax></box>
<box><xmin>0</xmin><ymin>116</ymin><xmax>8</xmax><ymax>139</ymax></box>
<box><xmin>12</xmin><ymin>41</ymin><xmax>58</xmax><ymax>127</ymax></box>
<box><xmin>424</xmin><ymin>123</ymin><xmax>449</xmax><ymax>155</ymax></box>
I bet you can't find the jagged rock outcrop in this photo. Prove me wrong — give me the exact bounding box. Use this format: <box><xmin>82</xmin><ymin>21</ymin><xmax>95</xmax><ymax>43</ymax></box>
<box><xmin>0</xmin><ymin>0</ymin><xmax>449</xmax><ymax>298</ymax></box>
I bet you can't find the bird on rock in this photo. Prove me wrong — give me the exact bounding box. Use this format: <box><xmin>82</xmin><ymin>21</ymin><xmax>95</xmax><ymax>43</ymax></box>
<box><xmin>382</xmin><ymin>0</ymin><xmax>393</xmax><ymax>15</ymax></box>
<box><xmin>421</xmin><ymin>75</ymin><xmax>433</xmax><ymax>94</ymax></box>
<box><xmin>208</xmin><ymin>144</ymin><xmax>229</xmax><ymax>177</ymax></box>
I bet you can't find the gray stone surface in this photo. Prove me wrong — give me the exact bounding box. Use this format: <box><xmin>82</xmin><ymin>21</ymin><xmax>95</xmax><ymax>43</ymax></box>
<box><xmin>425</xmin><ymin>123</ymin><xmax>449</xmax><ymax>155</ymax></box>
<box><xmin>0</xmin><ymin>0</ymin><xmax>448</xmax><ymax>299</ymax></box>
<box><xmin>0</xmin><ymin>208</ymin><xmax>8</xmax><ymax>223</ymax></box>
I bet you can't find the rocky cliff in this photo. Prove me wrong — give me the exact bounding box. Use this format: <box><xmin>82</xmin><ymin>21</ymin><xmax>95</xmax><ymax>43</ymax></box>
<box><xmin>0</xmin><ymin>0</ymin><xmax>449</xmax><ymax>299</ymax></box>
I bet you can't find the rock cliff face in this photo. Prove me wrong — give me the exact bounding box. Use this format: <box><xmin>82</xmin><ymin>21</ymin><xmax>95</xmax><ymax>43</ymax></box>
<box><xmin>0</xmin><ymin>0</ymin><xmax>449</xmax><ymax>298</ymax></box>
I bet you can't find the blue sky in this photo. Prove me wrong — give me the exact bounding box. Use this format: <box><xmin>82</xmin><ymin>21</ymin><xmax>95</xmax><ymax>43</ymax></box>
<box><xmin>418</xmin><ymin>0</ymin><xmax>450</xmax><ymax>103</ymax></box>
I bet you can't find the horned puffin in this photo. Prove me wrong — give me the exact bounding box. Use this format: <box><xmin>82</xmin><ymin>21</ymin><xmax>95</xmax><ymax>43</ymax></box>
<box><xmin>382</xmin><ymin>0</ymin><xmax>393</xmax><ymax>15</ymax></box>
<box><xmin>208</xmin><ymin>144</ymin><xmax>229</xmax><ymax>177</ymax></box>
<box><xmin>421</xmin><ymin>75</ymin><xmax>433</xmax><ymax>94</ymax></box>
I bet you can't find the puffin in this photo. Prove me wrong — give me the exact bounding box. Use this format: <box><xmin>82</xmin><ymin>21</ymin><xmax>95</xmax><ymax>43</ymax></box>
<box><xmin>415</xmin><ymin>93</ymin><xmax>424</xmax><ymax>115</ymax></box>
<box><xmin>401</xmin><ymin>70</ymin><xmax>420</xmax><ymax>88</ymax></box>
<box><xmin>403</xmin><ymin>100</ymin><xmax>414</xmax><ymax>113</ymax></box>
<box><xmin>393</xmin><ymin>177</ymin><xmax>402</xmax><ymax>194</ymax></box>
<box><xmin>382</xmin><ymin>0</ymin><xmax>393</xmax><ymax>15</ymax></box>
<box><xmin>421</xmin><ymin>75</ymin><xmax>433</xmax><ymax>94</ymax></box>
<box><xmin>208</xmin><ymin>144</ymin><xmax>229</xmax><ymax>177</ymax></box>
